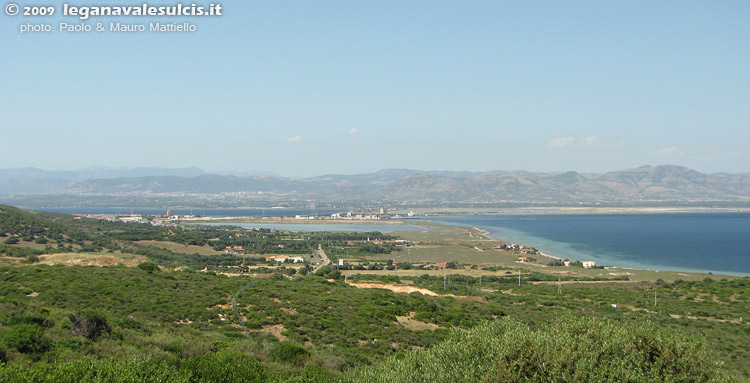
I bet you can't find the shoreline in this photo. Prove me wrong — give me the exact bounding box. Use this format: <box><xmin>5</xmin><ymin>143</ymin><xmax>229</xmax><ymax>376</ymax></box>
<box><xmin>186</xmin><ymin>213</ymin><xmax>747</xmax><ymax>278</ymax></box>
<box><xmin>410</xmin><ymin>206</ymin><xmax>750</xmax><ymax>216</ymax></box>
<box><xmin>429</xmin><ymin>219</ymin><xmax>749</xmax><ymax>278</ymax></box>
<box><xmin>187</xmin><ymin>217</ymin><xmax>409</xmax><ymax>225</ymax></box>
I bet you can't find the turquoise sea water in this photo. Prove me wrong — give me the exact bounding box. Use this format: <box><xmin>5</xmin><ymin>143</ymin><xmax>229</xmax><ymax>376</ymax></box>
<box><xmin>430</xmin><ymin>214</ymin><xmax>750</xmax><ymax>276</ymax></box>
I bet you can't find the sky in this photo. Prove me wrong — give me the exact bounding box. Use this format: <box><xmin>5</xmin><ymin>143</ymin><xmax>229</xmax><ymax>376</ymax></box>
<box><xmin>1</xmin><ymin>1</ymin><xmax>748</xmax><ymax>177</ymax></box>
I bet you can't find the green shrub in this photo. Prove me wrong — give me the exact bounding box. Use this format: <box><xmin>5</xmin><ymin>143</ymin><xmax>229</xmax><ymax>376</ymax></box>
<box><xmin>114</xmin><ymin>316</ymin><xmax>141</xmax><ymax>330</ymax></box>
<box><xmin>0</xmin><ymin>353</ymin><xmax>266</xmax><ymax>383</ymax></box>
<box><xmin>282</xmin><ymin>367</ymin><xmax>338</xmax><ymax>382</ymax></box>
<box><xmin>0</xmin><ymin>312</ymin><xmax>54</xmax><ymax>328</ymax></box>
<box><xmin>0</xmin><ymin>357</ymin><xmax>185</xmax><ymax>383</ymax></box>
<box><xmin>344</xmin><ymin>316</ymin><xmax>732</xmax><ymax>383</ymax></box>
<box><xmin>269</xmin><ymin>342</ymin><xmax>310</xmax><ymax>364</ymax></box>
<box><xmin>181</xmin><ymin>351</ymin><xmax>266</xmax><ymax>383</ymax></box>
<box><xmin>2</xmin><ymin>324</ymin><xmax>50</xmax><ymax>355</ymax></box>
<box><xmin>137</xmin><ymin>262</ymin><xmax>159</xmax><ymax>273</ymax></box>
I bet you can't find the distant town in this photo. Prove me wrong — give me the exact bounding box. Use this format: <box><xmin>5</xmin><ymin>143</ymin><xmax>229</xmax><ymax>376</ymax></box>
<box><xmin>74</xmin><ymin>206</ymin><xmax>418</xmax><ymax>227</ymax></box>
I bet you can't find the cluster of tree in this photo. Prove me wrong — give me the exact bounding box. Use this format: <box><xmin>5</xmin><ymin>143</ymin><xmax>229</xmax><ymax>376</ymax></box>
<box><xmin>0</xmin><ymin>206</ymin><xmax>402</xmax><ymax>272</ymax></box>
<box><xmin>324</xmin><ymin>241</ymin><xmax>406</xmax><ymax>258</ymax></box>
<box><xmin>209</xmin><ymin>228</ymin><xmax>399</xmax><ymax>255</ymax></box>
<box><xmin>0</xmin><ymin>206</ymin><xmax>100</xmax><ymax>253</ymax></box>
<box><xmin>128</xmin><ymin>245</ymin><xmax>275</xmax><ymax>271</ymax></box>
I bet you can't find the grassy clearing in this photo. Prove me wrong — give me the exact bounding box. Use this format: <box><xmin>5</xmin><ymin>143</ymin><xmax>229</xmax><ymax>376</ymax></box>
<box><xmin>373</xmin><ymin>244</ymin><xmax>514</xmax><ymax>264</ymax></box>
<box><xmin>135</xmin><ymin>240</ymin><xmax>224</xmax><ymax>256</ymax></box>
<box><xmin>392</xmin><ymin>221</ymin><xmax>493</xmax><ymax>243</ymax></box>
<box><xmin>10</xmin><ymin>241</ymin><xmax>50</xmax><ymax>250</ymax></box>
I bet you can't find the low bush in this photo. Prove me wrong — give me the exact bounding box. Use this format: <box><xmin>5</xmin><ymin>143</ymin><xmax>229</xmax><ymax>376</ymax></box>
<box><xmin>137</xmin><ymin>262</ymin><xmax>159</xmax><ymax>273</ymax></box>
<box><xmin>269</xmin><ymin>342</ymin><xmax>311</xmax><ymax>364</ymax></box>
<box><xmin>2</xmin><ymin>324</ymin><xmax>50</xmax><ymax>356</ymax></box>
<box><xmin>344</xmin><ymin>316</ymin><xmax>732</xmax><ymax>383</ymax></box>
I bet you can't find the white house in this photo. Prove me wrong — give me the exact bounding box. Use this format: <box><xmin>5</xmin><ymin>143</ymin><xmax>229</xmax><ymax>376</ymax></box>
<box><xmin>582</xmin><ymin>261</ymin><xmax>596</xmax><ymax>269</ymax></box>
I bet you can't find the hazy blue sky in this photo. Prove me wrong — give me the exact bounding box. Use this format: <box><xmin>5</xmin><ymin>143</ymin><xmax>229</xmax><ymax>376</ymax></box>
<box><xmin>1</xmin><ymin>1</ymin><xmax>748</xmax><ymax>176</ymax></box>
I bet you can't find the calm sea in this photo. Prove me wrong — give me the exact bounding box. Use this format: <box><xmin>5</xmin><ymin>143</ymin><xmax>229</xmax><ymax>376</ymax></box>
<box><xmin>430</xmin><ymin>214</ymin><xmax>750</xmax><ymax>276</ymax></box>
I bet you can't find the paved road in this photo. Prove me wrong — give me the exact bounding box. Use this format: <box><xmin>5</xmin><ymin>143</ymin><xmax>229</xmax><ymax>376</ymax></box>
<box><xmin>311</xmin><ymin>244</ymin><xmax>330</xmax><ymax>274</ymax></box>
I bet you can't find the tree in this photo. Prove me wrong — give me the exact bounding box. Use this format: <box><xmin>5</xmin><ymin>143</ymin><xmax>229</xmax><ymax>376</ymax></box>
<box><xmin>326</xmin><ymin>269</ymin><xmax>342</xmax><ymax>280</ymax></box>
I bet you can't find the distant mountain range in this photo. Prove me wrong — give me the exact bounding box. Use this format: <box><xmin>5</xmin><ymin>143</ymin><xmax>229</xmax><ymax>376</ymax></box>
<box><xmin>0</xmin><ymin>167</ymin><xmax>206</xmax><ymax>194</ymax></box>
<box><xmin>2</xmin><ymin>165</ymin><xmax>750</xmax><ymax>207</ymax></box>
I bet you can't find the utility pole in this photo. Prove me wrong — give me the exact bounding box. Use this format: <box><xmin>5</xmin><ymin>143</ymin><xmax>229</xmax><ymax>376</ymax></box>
<box><xmin>558</xmin><ymin>275</ymin><xmax>561</xmax><ymax>294</ymax></box>
<box><xmin>444</xmin><ymin>274</ymin><xmax>447</xmax><ymax>291</ymax></box>
<box><xmin>518</xmin><ymin>270</ymin><xmax>521</xmax><ymax>287</ymax></box>
<box><xmin>654</xmin><ymin>287</ymin><xmax>658</xmax><ymax>307</ymax></box>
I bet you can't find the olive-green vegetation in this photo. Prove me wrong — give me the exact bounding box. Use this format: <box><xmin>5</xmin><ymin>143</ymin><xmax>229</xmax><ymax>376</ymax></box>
<box><xmin>1</xmin><ymin>264</ymin><xmax>741</xmax><ymax>382</ymax></box>
<box><xmin>0</xmin><ymin>205</ymin><xmax>397</xmax><ymax>272</ymax></box>
<box><xmin>345</xmin><ymin>316</ymin><xmax>732</xmax><ymax>383</ymax></box>
<box><xmin>232</xmin><ymin>277</ymin><xmax>501</xmax><ymax>364</ymax></box>
<box><xmin>345</xmin><ymin>272</ymin><xmax>749</xmax><ymax>379</ymax></box>
<box><xmin>0</xmin><ymin>205</ymin><xmax>747</xmax><ymax>381</ymax></box>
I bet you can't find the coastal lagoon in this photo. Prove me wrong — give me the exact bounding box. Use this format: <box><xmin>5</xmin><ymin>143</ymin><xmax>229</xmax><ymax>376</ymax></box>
<box><xmin>430</xmin><ymin>214</ymin><xmax>750</xmax><ymax>276</ymax></box>
<box><xmin>35</xmin><ymin>207</ymin><xmax>341</xmax><ymax>217</ymax></box>
<box><xmin>203</xmin><ymin>222</ymin><xmax>424</xmax><ymax>233</ymax></box>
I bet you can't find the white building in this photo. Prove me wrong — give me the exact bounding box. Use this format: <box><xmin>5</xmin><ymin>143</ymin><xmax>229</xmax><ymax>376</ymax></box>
<box><xmin>582</xmin><ymin>261</ymin><xmax>596</xmax><ymax>269</ymax></box>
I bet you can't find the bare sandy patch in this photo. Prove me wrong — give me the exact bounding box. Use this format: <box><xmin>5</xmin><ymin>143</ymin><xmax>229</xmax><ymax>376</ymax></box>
<box><xmin>281</xmin><ymin>307</ymin><xmax>297</xmax><ymax>315</ymax></box>
<box><xmin>38</xmin><ymin>253</ymin><xmax>147</xmax><ymax>267</ymax></box>
<box><xmin>348</xmin><ymin>282</ymin><xmax>439</xmax><ymax>296</ymax></box>
<box><xmin>346</xmin><ymin>282</ymin><xmax>486</xmax><ymax>302</ymax></box>
<box><xmin>619</xmin><ymin>304</ymin><xmax>657</xmax><ymax>314</ymax></box>
<box><xmin>250</xmin><ymin>324</ymin><xmax>287</xmax><ymax>341</ymax></box>
<box><xmin>669</xmin><ymin>313</ymin><xmax>746</xmax><ymax>324</ymax></box>
<box><xmin>396</xmin><ymin>312</ymin><xmax>441</xmax><ymax>331</ymax></box>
